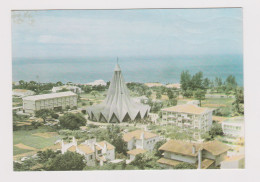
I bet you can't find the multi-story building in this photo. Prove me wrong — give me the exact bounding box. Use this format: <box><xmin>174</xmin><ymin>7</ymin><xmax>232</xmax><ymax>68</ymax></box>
<box><xmin>123</xmin><ymin>130</ymin><xmax>160</xmax><ymax>161</ymax></box>
<box><xmin>221</xmin><ymin>117</ymin><xmax>244</xmax><ymax>138</ymax></box>
<box><xmin>161</xmin><ymin>104</ymin><xmax>213</xmax><ymax>132</ymax></box>
<box><xmin>22</xmin><ymin>91</ymin><xmax>77</xmax><ymax>114</ymax></box>
<box><xmin>157</xmin><ymin>139</ymin><xmax>230</xmax><ymax>169</ymax></box>
<box><xmin>61</xmin><ymin>138</ymin><xmax>115</xmax><ymax>166</ymax></box>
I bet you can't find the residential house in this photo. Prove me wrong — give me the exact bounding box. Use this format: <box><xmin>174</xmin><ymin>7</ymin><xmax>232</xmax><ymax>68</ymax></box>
<box><xmin>158</xmin><ymin>139</ymin><xmax>230</xmax><ymax>169</ymax></box>
<box><xmin>61</xmin><ymin>138</ymin><xmax>115</xmax><ymax>166</ymax></box>
<box><xmin>123</xmin><ymin>130</ymin><xmax>160</xmax><ymax>161</ymax></box>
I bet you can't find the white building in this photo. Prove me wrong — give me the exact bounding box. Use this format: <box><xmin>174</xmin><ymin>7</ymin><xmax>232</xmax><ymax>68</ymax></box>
<box><xmin>221</xmin><ymin>154</ymin><xmax>245</xmax><ymax>169</ymax></box>
<box><xmin>61</xmin><ymin>138</ymin><xmax>115</xmax><ymax>166</ymax></box>
<box><xmin>22</xmin><ymin>91</ymin><xmax>77</xmax><ymax>114</ymax></box>
<box><xmin>13</xmin><ymin>89</ymin><xmax>35</xmax><ymax>98</ymax></box>
<box><xmin>86</xmin><ymin>80</ymin><xmax>107</xmax><ymax>86</ymax></box>
<box><xmin>52</xmin><ymin>85</ymin><xmax>82</xmax><ymax>94</ymax></box>
<box><xmin>133</xmin><ymin>96</ymin><xmax>149</xmax><ymax>104</ymax></box>
<box><xmin>158</xmin><ymin>140</ymin><xmax>230</xmax><ymax>169</ymax></box>
<box><xmin>161</xmin><ymin>104</ymin><xmax>213</xmax><ymax>132</ymax></box>
<box><xmin>165</xmin><ymin>83</ymin><xmax>181</xmax><ymax>89</ymax></box>
<box><xmin>222</xmin><ymin>117</ymin><xmax>244</xmax><ymax>138</ymax></box>
<box><xmin>123</xmin><ymin>130</ymin><xmax>159</xmax><ymax>161</ymax></box>
<box><xmin>148</xmin><ymin>113</ymin><xmax>159</xmax><ymax>123</ymax></box>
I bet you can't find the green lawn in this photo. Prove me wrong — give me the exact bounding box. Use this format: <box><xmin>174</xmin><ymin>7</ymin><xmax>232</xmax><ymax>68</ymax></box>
<box><xmin>13</xmin><ymin>127</ymin><xmax>60</xmax><ymax>155</ymax></box>
<box><xmin>13</xmin><ymin>146</ymin><xmax>33</xmax><ymax>156</ymax></box>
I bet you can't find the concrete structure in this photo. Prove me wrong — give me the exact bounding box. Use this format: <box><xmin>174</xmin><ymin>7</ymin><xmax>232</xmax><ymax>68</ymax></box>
<box><xmin>52</xmin><ymin>85</ymin><xmax>82</xmax><ymax>94</ymax></box>
<box><xmin>166</xmin><ymin>83</ymin><xmax>181</xmax><ymax>89</ymax></box>
<box><xmin>187</xmin><ymin>100</ymin><xmax>200</xmax><ymax>107</ymax></box>
<box><xmin>221</xmin><ymin>155</ymin><xmax>245</xmax><ymax>169</ymax></box>
<box><xmin>145</xmin><ymin>82</ymin><xmax>164</xmax><ymax>87</ymax></box>
<box><xmin>61</xmin><ymin>138</ymin><xmax>115</xmax><ymax>166</ymax></box>
<box><xmin>158</xmin><ymin>140</ymin><xmax>230</xmax><ymax>169</ymax></box>
<box><xmin>22</xmin><ymin>91</ymin><xmax>77</xmax><ymax>114</ymax></box>
<box><xmin>222</xmin><ymin>117</ymin><xmax>244</xmax><ymax>137</ymax></box>
<box><xmin>13</xmin><ymin>89</ymin><xmax>35</xmax><ymax>98</ymax></box>
<box><xmin>133</xmin><ymin>96</ymin><xmax>149</xmax><ymax>104</ymax></box>
<box><xmin>86</xmin><ymin>79</ymin><xmax>107</xmax><ymax>86</ymax></box>
<box><xmin>161</xmin><ymin>104</ymin><xmax>213</xmax><ymax>132</ymax></box>
<box><xmin>87</xmin><ymin>64</ymin><xmax>150</xmax><ymax>123</ymax></box>
<box><xmin>148</xmin><ymin>113</ymin><xmax>159</xmax><ymax>123</ymax></box>
<box><xmin>123</xmin><ymin>130</ymin><xmax>159</xmax><ymax>162</ymax></box>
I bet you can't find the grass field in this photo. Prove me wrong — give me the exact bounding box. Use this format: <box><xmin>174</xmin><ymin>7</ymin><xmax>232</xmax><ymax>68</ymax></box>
<box><xmin>13</xmin><ymin>127</ymin><xmax>60</xmax><ymax>156</ymax></box>
<box><xmin>13</xmin><ymin>146</ymin><xmax>33</xmax><ymax>155</ymax></box>
<box><xmin>202</xmin><ymin>98</ymin><xmax>234</xmax><ymax>108</ymax></box>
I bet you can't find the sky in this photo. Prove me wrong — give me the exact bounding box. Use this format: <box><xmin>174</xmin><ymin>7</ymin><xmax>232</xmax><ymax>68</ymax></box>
<box><xmin>11</xmin><ymin>8</ymin><xmax>243</xmax><ymax>58</ymax></box>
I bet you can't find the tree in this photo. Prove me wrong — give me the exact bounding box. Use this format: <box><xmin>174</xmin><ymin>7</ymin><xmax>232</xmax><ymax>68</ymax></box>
<box><xmin>35</xmin><ymin>109</ymin><xmax>52</xmax><ymax>123</ymax></box>
<box><xmin>209</xmin><ymin>123</ymin><xmax>224</xmax><ymax>138</ymax></box>
<box><xmin>106</xmin><ymin>125</ymin><xmax>127</xmax><ymax>155</ymax></box>
<box><xmin>37</xmin><ymin>149</ymin><xmax>60</xmax><ymax>163</ymax></box>
<box><xmin>203</xmin><ymin>78</ymin><xmax>210</xmax><ymax>89</ymax></box>
<box><xmin>173</xmin><ymin>162</ymin><xmax>196</xmax><ymax>169</ymax></box>
<box><xmin>145</xmin><ymin>90</ymin><xmax>152</xmax><ymax>98</ymax></box>
<box><xmin>156</xmin><ymin>91</ymin><xmax>162</xmax><ymax>99</ymax></box>
<box><xmin>233</xmin><ymin>87</ymin><xmax>244</xmax><ymax>115</ymax></box>
<box><xmin>180</xmin><ymin>70</ymin><xmax>191</xmax><ymax>91</ymax></box>
<box><xmin>45</xmin><ymin>151</ymin><xmax>86</xmax><ymax>171</ymax></box>
<box><xmin>154</xmin><ymin>140</ymin><xmax>167</xmax><ymax>157</ymax></box>
<box><xmin>51</xmin><ymin>113</ymin><xmax>59</xmax><ymax>119</ymax></box>
<box><xmin>194</xmin><ymin>89</ymin><xmax>206</xmax><ymax>106</ymax></box>
<box><xmin>131</xmin><ymin>153</ymin><xmax>161</xmax><ymax>170</ymax></box>
<box><xmin>55</xmin><ymin>81</ymin><xmax>63</xmax><ymax>86</ymax></box>
<box><xmin>190</xmin><ymin>71</ymin><xmax>204</xmax><ymax>90</ymax></box>
<box><xmin>182</xmin><ymin>89</ymin><xmax>193</xmax><ymax>98</ymax></box>
<box><xmin>59</xmin><ymin>113</ymin><xmax>86</xmax><ymax>130</ymax></box>
<box><xmin>90</xmin><ymin>90</ymin><xmax>99</xmax><ymax>98</ymax></box>
<box><xmin>167</xmin><ymin>89</ymin><xmax>176</xmax><ymax>100</ymax></box>
<box><xmin>225</xmin><ymin>75</ymin><xmax>237</xmax><ymax>94</ymax></box>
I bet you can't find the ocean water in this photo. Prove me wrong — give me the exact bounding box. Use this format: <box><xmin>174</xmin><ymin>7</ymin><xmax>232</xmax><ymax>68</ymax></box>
<box><xmin>12</xmin><ymin>55</ymin><xmax>243</xmax><ymax>86</ymax></box>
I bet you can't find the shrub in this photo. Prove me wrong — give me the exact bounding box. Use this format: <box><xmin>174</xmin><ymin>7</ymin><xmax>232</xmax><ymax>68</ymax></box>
<box><xmin>59</xmin><ymin>113</ymin><xmax>86</xmax><ymax>130</ymax></box>
<box><xmin>51</xmin><ymin>113</ymin><xmax>59</xmax><ymax>119</ymax></box>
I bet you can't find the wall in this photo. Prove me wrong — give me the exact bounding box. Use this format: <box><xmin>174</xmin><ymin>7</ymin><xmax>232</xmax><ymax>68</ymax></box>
<box><xmin>164</xmin><ymin>151</ymin><xmax>197</xmax><ymax>164</ymax></box>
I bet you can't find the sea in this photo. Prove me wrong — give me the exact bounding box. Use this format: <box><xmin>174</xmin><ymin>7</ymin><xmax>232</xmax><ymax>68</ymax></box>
<box><xmin>12</xmin><ymin>54</ymin><xmax>244</xmax><ymax>86</ymax></box>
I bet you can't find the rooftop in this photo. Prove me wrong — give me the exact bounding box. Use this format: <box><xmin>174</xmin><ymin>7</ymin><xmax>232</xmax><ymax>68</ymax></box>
<box><xmin>203</xmin><ymin>140</ymin><xmax>231</xmax><ymax>156</ymax></box>
<box><xmin>201</xmin><ymin>159</ymin><xmax>215</xmax><ymax>169</ymax></box>
<box><xmin>127</xmin><ymin>148</ymin><xmax>147</xmax><ymax>156</ymax></box>
<box><xmin>159</xmin><ymin>140</ymin><xmax>230</xmax><ymax>157</ymax></box>
<box><xmin>222</xmin><ymin>116</ymin><xmax>244</xmax><ymax>124</ymax></box>
<box><xmin>96</xmin><ymin>141</ymin><xmax>115</xmax><ymax>150</ymax></box>
<box><xmin>159</xmin><ymin>140</ymin><xmax>201</xmax><ymax>157</ymax></box>
<box><xmin>77</xmin><ymin>144</ymin><xmax>95</xmax><ymax>154</ymax></box>
<box><xmin>157</xmin><ymin>157</ymin><xmax>181</xmax><ymax>167</ymax></box>
<box><xmin>123</xmin><ymin>130</ymin><xmax>158</xmax><ymax>142</ymax></box>
<box><xmin>67</xmin><ymin>145</ymin><xmax>77</xmax><ymax>152</ymax></box>
<box><xmin>23</xmin><ymin>91</ymin><xmax>77</xmax><ymax>101</ymax></box>
<box><xmin>161</xmin><ymin>104</ymin><xmax>211</xmax><ymax>115</ymax></box>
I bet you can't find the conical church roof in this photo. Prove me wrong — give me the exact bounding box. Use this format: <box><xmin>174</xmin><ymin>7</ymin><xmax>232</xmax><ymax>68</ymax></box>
<box><xmin>87</xmin><ymin>63</ymin><xmax>150</xmax><ymax>123</ymax></box>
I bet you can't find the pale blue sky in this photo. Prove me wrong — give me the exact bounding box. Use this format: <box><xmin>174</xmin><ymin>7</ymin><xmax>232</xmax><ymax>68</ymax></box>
<box><xmin>12</xmin><ymin>8</ymin><xmax>243</xmax><ymax>58</ymax></box>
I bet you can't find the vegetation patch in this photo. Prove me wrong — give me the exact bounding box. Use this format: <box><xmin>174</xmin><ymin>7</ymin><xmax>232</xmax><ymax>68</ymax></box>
<box><xmin>32</xmin><ymin>132</ymin><xmax>58</xmax><ymax>138</ymax></box>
